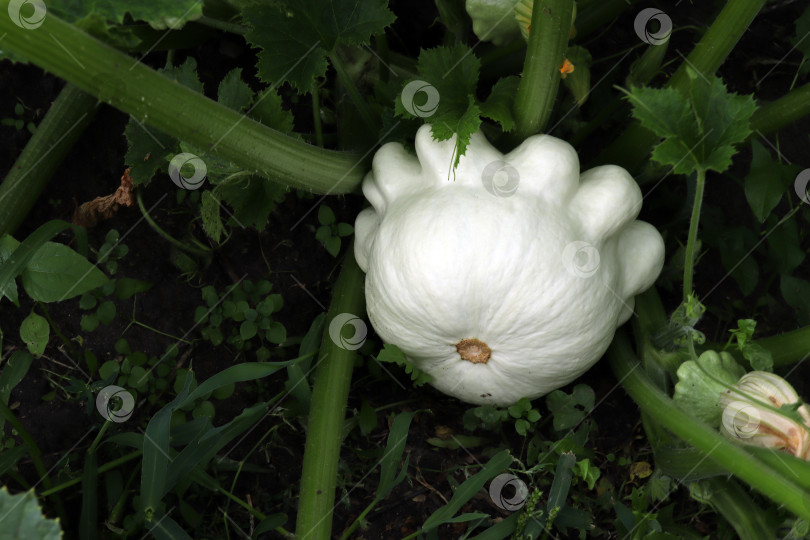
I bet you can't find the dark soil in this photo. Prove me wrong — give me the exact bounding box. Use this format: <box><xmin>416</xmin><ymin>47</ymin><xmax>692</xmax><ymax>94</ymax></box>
<box><xmin>1</xmin><ymin>0</ymin><xmax>809</xmax><ymax>538</ymax></box>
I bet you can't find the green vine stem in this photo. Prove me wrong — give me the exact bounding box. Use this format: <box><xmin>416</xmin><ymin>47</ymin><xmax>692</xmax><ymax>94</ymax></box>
<box><xmin>682</xmin><ymin>168</ymin><xmax>706</xmax><ymax>301</ymax></box>
<box><xmin>213</xmin><ymin>483</ymin><xmax>294</xmax><ymax>539</ymax></box>
<box><xmin>194</xmin><ymin>15</ymin><xmax>249</xmax><ymax>35</ymax></box>
<box><xmin>749</xmin><ymin>81</ymin><xmax>810</xmax><ymax>136</ymax></box>
<box><xmin>756</xmin><ymin>326</ymin><xmax>810</xmax><ymax>367</ymax></box>
<box><xmin>36</xmin><ymin>302</ymin><xmax>80</xmax><ymax>360</ymax></box>
<box><xmin>329</xmin><ymin>52</ymin><xmax>377</xmax><ymax>134</ymax></box>
<box><xmin>693</xmin><ymin>477</ymin><xmax>772</xmax><ymax>540</ymax></box>
<box><xmin>597</xmin><ymin>0</ymin><xmax>767</xmax><ymax>169</ymax></box>
<box><xmin>0</xmin><ymin>12</ymin><xmax>364</xmax><ymax>194</ymax></box>
<box><xmin>0</xmin><ymin>83</ymin><xmax>98</xmax><ymax>236</ymax></box>
<box><xmin>135</xmin><ymin>190</ymin><xmax>212</xmax><ymax>256</ymax></box>
<box><xmin>312</xmin><ymin>81</ymin><xmax>325</xmax><ymax>148</ymax></box>
<box><xmin>296</xmin><ymin>246</ymin><xmax>365</xmax><ymax>540</ymax></box>
<box><xmin>514</xmin><ymin>0</ymin><xmax>575</xmax><ymax>138</ymax></box>
<box><xmin>38</xmin><ymin>450</ymin><xmax>142</xmax><ymax>497</ymax></box>
<box><xmin>339</xmin><ymin>497</ymin><xmax>377</xmax><ymax>540</ymax></box>
<box><xmin>607</xmin><ymin>331</ymin><xmax>810</xmax><ymax>522</ymax></box>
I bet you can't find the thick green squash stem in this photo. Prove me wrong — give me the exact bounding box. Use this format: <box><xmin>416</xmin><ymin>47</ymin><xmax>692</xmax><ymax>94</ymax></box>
<box><xmin>0</xmin><ymin>11</ymin><xmax>364</xmax><ymax>194</ymax></box>
<box><xmin>295</xmin><ymin>247</ymin><xmax>366</xmax><ymax>539</ymax></box>
<box><xmin>514</xmin><ymin>0</ymin><xmax>575</xmax><ymax>137</ymax></box>
<box><xmin>0</xmin><ymin>84</ymin><xmax>98</xmax><ymax>236</ymax></box>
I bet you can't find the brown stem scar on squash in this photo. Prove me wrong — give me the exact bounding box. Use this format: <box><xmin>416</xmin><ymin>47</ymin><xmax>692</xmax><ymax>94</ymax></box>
<box><xmin>456</xmin><ymin>338</ymin><xmax>491</xmax><ymax>364</ymax></box>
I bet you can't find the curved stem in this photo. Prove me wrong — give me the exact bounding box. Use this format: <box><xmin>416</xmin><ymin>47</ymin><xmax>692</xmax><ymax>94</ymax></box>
<box><xmin>214</xmin><ymin>485</ymin><xmax>294</xmax><ymax>539</ymax></box>
<box><xmin>514</xmin><ymin>0</ymin><xmax>575</xmax><ymax>137</ymax></box>
<box><xmin>0</xmin><ymin>84</ymin><xmax>98</xmax><ymax>236</ymax></box>
<box><xmin>136</xmin><ymin>190</ymin><xmax>212</xmax><ymax>256</ymax></box>
<box><xmin>329</xmin><ymin>52</ymin><xmax>377</xmax><ymax>134</ymax></box>
<box><xmin>39</xmin><ymin>450</ymin><xmax>143</xmax><ymax>497</ymax></box>
<box><xmin>36</xmin><ymin>302</ymin><xmax>79</xmax><ymax>359</ymax></box>
<box><xmin>295</xmin><ymin>246</ymin><xmax>366</xmax><ymax>540</ymax></box>
<box><xmin>312</xmin><ymin>82</ymin><xmax>324</xmax><ymax>148</ymax></box>
<box><xmin>607</xmin><ymin>332</ymin><xmax>810</xmax><ymax>522</ymax></box>
<box><xmin>0</xmin><ymin>11</ymin><xmax>364</xmax><ymax>194</ymax></box>
<box><xmin>339</xmin><ymin>497</ymin><xmax>380</xmax><ymax>540</ymax></box>
<box><xmin>86</xmin><ymin>420</ymin><xmax>112</xmax><ymax>455</ymax></box>
<box><xmin>194</xmin><ymin>15</ymin><xmax>248</xmax><ymax>35</ymax></box>
<box><xmin>682</xmin><ymin>168</ymin><xmax>706</xmax><ymax>301</ymax></box>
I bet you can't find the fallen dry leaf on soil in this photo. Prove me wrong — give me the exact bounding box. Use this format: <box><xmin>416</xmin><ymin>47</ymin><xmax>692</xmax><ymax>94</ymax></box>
<box><xmin>73</xmin><ymin>168</ymin><xmax>134</xmax><ymax>228</ymax></box>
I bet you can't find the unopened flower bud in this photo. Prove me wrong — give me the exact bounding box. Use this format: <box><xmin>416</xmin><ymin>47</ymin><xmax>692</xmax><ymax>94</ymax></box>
<box><xmin>720</xmin><ymin>371</ymin><xmax>810</xmax><ymax>459</ymax></box>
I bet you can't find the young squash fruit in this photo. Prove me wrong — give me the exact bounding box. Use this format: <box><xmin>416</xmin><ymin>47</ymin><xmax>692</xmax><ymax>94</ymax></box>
<box><xmin>355</xmin><ymin>125</ymin><xmax>664</xmax><ymax>406</ymax></box>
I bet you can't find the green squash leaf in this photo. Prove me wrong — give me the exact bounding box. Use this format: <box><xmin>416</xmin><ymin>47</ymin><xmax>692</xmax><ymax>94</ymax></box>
<box><xmin>0</xmin><ymin>487</ymin><xmax>62</xmax><ymax>539</ymax></box>
<box><xmin>243</xmin><ymin>0</ymin><xmax>395</xmax><ymax>92</ymax></box>
<box><xmin>744</xmin><ymin>140</ymin><xmax>800</xmax><ymax>223</ymax></box>
<box><xmin>673</xmin><ymin>350</ymin><xmax>746</xmax><ymax>426</ymax></box>
<box><xmin>217</xmin><ymin>68</ymin><xmax>253</xmax><ymax>113</ymax></box>
<box><xmin>396</xmin><ymin>44</ymin><xmax>482</xmax><ymax>168</ymax></box>
<box><xmin>623</xmin><ymin>70</ymin><xmax>757</xmax><ymax>174</ymax></box>
<box><xmin>480</xmin><ymin>76</ymin><xmax>520</xmax><ymax>132</ymax></box>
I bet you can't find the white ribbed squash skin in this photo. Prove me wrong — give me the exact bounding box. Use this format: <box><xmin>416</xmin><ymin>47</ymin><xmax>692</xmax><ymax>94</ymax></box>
<box><xmin>355</xmin><ymin>125</ymin><xmax>665</xmax><ymax>406</ymax></box>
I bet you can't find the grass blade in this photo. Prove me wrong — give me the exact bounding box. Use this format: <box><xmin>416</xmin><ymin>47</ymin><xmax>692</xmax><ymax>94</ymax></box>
<box><xmin>79</xmin><ymin>451</ymin><xmax>98</xmax><ymax>540</ymax></box>
<box><xmin>147</xmin><ymin>511</ymin><xmax>193</xmax><ymax>540</ymax></box>
<box><xmin>547</xmin><ymin>451</ymin><xmax>576</xmax><ymax>512</ymax></box>
<box><xmin>376</xmin><ymin>411</ymin><xmax>415</xmax><ymax>499</ymax></box>
<box><xmin>140</xmin><ymin>377</ymin><xmax>193</xmax><ymax>524</ymax></box>
<box><xmin>162</xmin><ymin>402</ymin><xmax>267</xmax><ymax>496</ymax></box>
<box><xmin>466</xmin><ymin>513</ymin><xmax>519</xmax><ymax>540</ymax></box>
<box><xmin>422</xmin><ymin>449</ymin><xmax>513</xmax><ymax>531</ymax></box>
<box><xmin>181</xmin><ymin>360</ymin><xmax>294</xmax><ymax>406</ymax></box>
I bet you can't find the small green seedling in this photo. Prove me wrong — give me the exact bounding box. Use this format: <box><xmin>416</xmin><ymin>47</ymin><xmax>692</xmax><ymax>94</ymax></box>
<box><xmin>1</xmin><ymin>101</ymin><xmax>37</xmax><ymax>134</ymax></box>
<box><xmin>195</xmin><ymin>279</ymin><xmax>286</xmax><ymax>358</ymax></box>
<box><xmin>315</xmin><ymin>205</ymin><xmax>354</xmax><ymax>257</ymax></box>
<box><xmin>95</xmin><ymin>229</ymin><xmax>129</xmax><ymax>275</ymax></box>
<box><xmin>462</xmin><ymin>397</ymin><xmax>542</xmax><ymax>435</ymax></box>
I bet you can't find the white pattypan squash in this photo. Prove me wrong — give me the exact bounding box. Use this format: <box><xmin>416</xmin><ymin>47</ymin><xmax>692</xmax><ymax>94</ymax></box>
<box><xmin>354</xmin><ymin>125</ymin><xmax>665</xmax><ymax>406</ymax></box>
